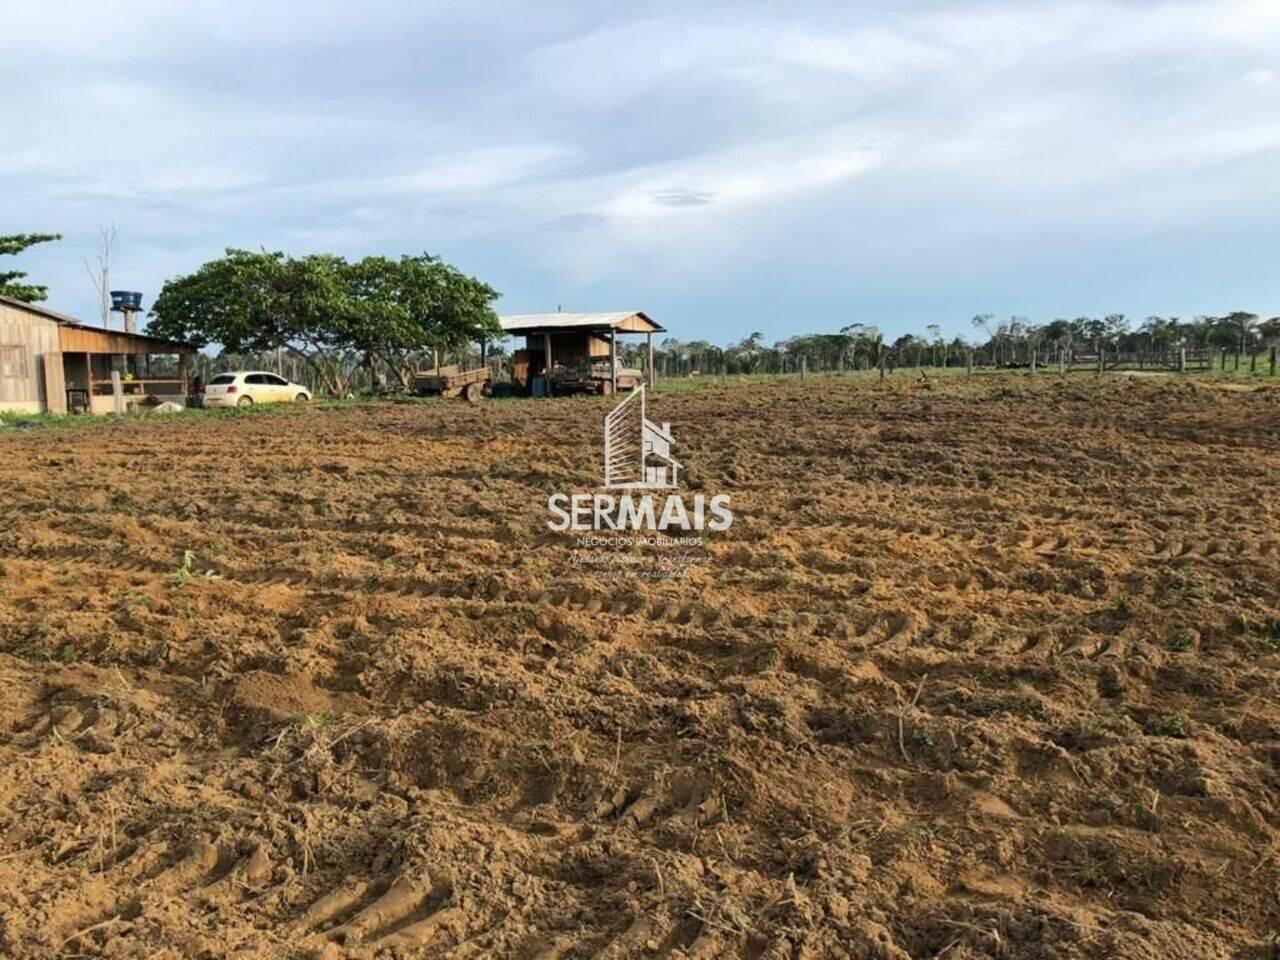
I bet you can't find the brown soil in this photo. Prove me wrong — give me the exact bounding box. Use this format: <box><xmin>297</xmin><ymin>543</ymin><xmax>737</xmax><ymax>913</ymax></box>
<box><xmin>1</xmin><ymin>375</ymin><xmax>1278</xmax><ymax>959</ymax></box>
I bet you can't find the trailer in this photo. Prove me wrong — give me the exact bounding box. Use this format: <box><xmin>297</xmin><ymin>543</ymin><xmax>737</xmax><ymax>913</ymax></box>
<box><xmin>410</xmin><ymin>365</ymin><xmax>491</xmax><ymax>401</ymax></box>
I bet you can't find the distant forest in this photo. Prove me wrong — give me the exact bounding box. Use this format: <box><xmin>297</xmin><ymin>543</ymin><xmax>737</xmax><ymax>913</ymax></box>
<box><xmin>188</xmin><ymin>310</ymin><xmax>1280</xmax><ymax>394</ymax></box>
<box><xmin>640</xmin><ymin>311</ymin><xmax>1279</xmax><ymax>377</ymax></box>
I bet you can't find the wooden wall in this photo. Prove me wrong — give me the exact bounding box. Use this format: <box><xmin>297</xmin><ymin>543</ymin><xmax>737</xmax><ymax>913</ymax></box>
<box><xmin>57</xmin><ymin>324</ymin><xmax>188</xmax><ymax>356</ymax></box>
<box><xmin>523</xmin><ymin>331</ymin><xmax>615</xmax><ymax>366</ymax></box>
<box><xmin>0</xmin><ymin>300</ymin><xmax>60</xmax><ymax>413</ymax></box>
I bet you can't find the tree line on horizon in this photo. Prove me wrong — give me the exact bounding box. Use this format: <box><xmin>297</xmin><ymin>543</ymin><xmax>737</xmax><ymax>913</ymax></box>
<box><xmin>642</xmin><ymin>311</ymin><xmax>1280</xmax><ymax>378</ymax></box>
<box><xmin>5</xmin><ymin>234</ymin><xmax>1277</xmax><ymax>392</ymax></box>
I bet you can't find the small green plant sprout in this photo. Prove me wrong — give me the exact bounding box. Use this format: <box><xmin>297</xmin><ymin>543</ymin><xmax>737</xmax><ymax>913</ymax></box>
<box><xmin>1097</xmin><ymin>790</ymin><xmax>1124</xmax><ymax>813</ymax></box>
<box><xmin>169</xmin><ymin>550</ymin><xmax>221</xmax><ymax>587</ymax></box>
<box><xmin>1256</xmin><ymin>620</ymin><xmax>1280</xmax><ymax>655</ymax></box>
<box><xmin>1148</xmin><ymin>713</ymin><xmax>1191</xmax><ymax>739</ymax></box>
<box><xmin>1167</xmin><ymin>630</ymin><xmax>1194</xmax><ymax>653</ymax></box>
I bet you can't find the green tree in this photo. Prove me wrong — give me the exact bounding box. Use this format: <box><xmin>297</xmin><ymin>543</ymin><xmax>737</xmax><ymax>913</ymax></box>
<box><xmin>1220</xmin><ymin>310</ymin><xmax>1259</xmax><ymax>356</ymax></box>
<box><xmin>379</xmin><ymin>253</ymin><xmax>502</xmax><ymax>386</ymax></box>
<box><xmin>149</xmin><ymin>248</ymin><xmax>500</xmax><ymax>396</ymax></box>
<box><xmin>149</xmin><ymin>249</ymin><xmax>349</xmax><ymax>392</ymax></box>
<box><xmin>0</xmin><ymin>233</ymin><xmax>61</xmax><ymax>302</ymax></box>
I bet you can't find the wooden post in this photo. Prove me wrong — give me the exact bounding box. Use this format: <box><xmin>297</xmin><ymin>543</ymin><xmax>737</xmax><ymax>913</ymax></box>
<box><xmin>610</xmin><ymin>328</ymin><xmax>618</xmax><ymax>394</ymax></box>
<box><xmin>1270</xmin><ymin>346</ymin><xmax>1277</xmax><ymax>377</ymax></box>
<box><xmin>544</xmin><ymin>332</ymin><xmax>552</xmax><ymax>397</ymax></box>
<box><xmin>1030</xmin><ymin>348</ymin><xmax>1037</xmax><ymax>374</ymax></box>
<box><xmin>646</xmin><ymin>332</ymin><xmax>654</xmax><ymax>389</ymax></box>
<box><xmin>801</xmin><ymin>354</ymin><xmax>807</xmax><ymax>380</ymax></box>
<box><xmin>42</xmin><ymin>353</ymin><xmax>67</xmax><ymax>414</ymax></box>
<box><xmin>179</xmin><ymin>353</ymin><xmax>189</xmax><ymax>397</ymax></box>
<box><xmin>1179</xmin><ymin>347</ymin><xmax>1186</xmax><ymax>373</ymax></box>
<box><xmin>1096</xmin><ymin>339</ymin><xmax>1103</xmax><ymax>377</ymax></box>
<box><xmin>1250</xmin><ymin>350</ymin><xmax>1257</xmax><ymax>373</ymax></box>
<box><xmin>111</xmin><ymin>370</ymin><xmax>123</xmax><ymax>415</ymax></box>
<box><xmin>967</xmin><ymin>350</ymin><xmax>973</xmax><ymax>376</ymax></box>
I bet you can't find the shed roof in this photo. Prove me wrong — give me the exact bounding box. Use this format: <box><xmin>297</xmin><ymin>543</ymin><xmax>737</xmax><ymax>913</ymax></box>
<box><xmin>0</xmin><ymin>294</ymin><xmax>193</xmax><ymax>353</ymax></box>
<box><xmin>500</xmin><ymin>311</ymin><xmax>664</xmax><ymax>334</ymax></box>
<box><xmin>0</xmin><ymin>294</ymin><xmax>82</xmax><ymax>326</ymax></box>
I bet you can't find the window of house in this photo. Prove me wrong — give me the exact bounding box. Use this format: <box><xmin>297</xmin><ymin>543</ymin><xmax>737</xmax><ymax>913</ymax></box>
<box><xmin>0</xmin><ymin>345</ymin><xmax>27</xmax><ymax>380</ymax></box>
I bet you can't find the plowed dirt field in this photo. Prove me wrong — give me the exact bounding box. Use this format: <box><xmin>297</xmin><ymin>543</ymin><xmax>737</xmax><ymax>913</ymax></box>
<box><xmin>1</xmin><ymin>375</ymin><xmax>1278</xmax><ymax>959</ymax></box>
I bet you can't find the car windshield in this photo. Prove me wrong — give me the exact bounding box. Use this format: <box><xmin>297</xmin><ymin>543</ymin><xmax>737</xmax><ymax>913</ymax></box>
<box><xmin>209</xmin><ymin>374</ymin><xmax>236</xmax><ymax>385</ymax></box>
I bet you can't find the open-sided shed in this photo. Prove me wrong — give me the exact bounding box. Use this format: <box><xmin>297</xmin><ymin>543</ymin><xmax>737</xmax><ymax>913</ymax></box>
<box><xmin>500</xmin><ymin>311</ymin><xmax>664</xmax><ymax>395</ymax></box>
<box><xmin>0</xmin><ymin>295</ymin><xmax>194</xmax><ymax>414</ymax></box>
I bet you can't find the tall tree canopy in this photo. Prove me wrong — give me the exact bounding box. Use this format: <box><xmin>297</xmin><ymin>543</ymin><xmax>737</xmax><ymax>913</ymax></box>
<box><xmin>0</xmin><ymin>233</ymin><xmax>61</xmax><ymax>302</ymax></box>
<box><xmin>149</xmin><ymin>249</ymin><xmax>501</xmax><ymax>395</ymax></box>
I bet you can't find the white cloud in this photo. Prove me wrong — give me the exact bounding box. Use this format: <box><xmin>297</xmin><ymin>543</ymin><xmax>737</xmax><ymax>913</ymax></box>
<box><xmin>385</xmin><ymin>144</ymin><xmax>570</xmax><ymax>194</ymax></box>
<box><xmin>590</xmin><ymin>128</ymin><xmax>882</xmax><ymax>223</ymax></box>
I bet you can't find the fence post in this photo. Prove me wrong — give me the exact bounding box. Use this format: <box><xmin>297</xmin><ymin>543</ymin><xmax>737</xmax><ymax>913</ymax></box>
<box><xmin>1096</xmin><ymin>339</ymin><xmax>1103</xmax><ymax>377</ymax></box>
<box><xmin>1271</xmin><ymin>346</ymin><xmax>1277</xmax><ymax>377</ymax></box>
<box><xmin>1179</xmin><ymin>347</ymin><xmax>1186</xmax><ymax>373</ymax></box>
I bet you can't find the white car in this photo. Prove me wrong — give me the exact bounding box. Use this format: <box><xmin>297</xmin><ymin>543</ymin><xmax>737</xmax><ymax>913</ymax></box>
<box><xmin>203</xmin><ymin>371</ymin><xmax>312</xmax><ymax>408</ymax></box>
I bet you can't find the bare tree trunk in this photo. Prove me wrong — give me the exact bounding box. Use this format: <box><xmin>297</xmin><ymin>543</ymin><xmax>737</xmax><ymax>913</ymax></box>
<box><xmin>363</xmin><ymin>351</ymin><xmax>386</xmax><ymax>393</ymax></box>
<box><xmin>83</xmin><ymin>223</ymin><xmax>117</xmax><ymax>329</ymax></box>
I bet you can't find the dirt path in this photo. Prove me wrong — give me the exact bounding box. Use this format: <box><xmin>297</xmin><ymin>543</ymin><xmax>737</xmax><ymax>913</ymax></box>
<box><xmin>1</xmin><ymin>376</ymin><xmax>1278</xmax><ymax>958</ymax></box>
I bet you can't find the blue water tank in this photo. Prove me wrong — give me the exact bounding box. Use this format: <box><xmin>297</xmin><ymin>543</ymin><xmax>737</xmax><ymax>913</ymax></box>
<box><xmin>110</xmin><ymin>291</ymin><xmax>143</xmax><ymax>312</ymax></box>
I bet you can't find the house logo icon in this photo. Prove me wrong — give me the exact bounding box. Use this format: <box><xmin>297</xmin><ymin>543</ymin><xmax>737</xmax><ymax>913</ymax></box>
<box><xmin>603</xmin><ymin>385</ymin><xmax>681</xmax><ymax>489</ymax></box>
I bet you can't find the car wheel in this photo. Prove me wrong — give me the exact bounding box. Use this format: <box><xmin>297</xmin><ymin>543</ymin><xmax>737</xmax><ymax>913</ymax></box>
<box><xmin>295</xmin><ymin>393</ymin><xmax>309</xmax><ymax>403</ymax></box>
<box><xmin>237</xmin><ymin>396</ymin><xmax>254</xmax><ymax>408</ymax></box>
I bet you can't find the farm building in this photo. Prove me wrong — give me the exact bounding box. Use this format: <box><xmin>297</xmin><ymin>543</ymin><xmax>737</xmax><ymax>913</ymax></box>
<box><xmin>0</xmin><ymin>295</ymin><xmax>194</xmax><ymax>415</ymax></box>
<box><xmin>501</xmin><ymin>311</ymin><xmax>663</xmax><ymax>395</ymax></box>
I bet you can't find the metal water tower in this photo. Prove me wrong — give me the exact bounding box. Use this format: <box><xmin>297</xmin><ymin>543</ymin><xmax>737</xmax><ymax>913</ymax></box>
<box><xmin>110</xmin><ymin>290</ymin><xmax>143</xmax><ymax>334</ymax></box>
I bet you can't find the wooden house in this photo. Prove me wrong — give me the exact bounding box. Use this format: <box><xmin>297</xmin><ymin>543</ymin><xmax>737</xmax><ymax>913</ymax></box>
<box><xmin>0</xmin><ymin>295</ymin><xmax>194</xmax><ymax>415</ymax></box>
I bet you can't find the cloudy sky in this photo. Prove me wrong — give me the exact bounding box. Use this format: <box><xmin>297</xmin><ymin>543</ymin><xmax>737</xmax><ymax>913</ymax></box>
<box><xmin>3</xmin><ymin>0</ymin><xmax>1278</xmax><ymax>344</ymax></box>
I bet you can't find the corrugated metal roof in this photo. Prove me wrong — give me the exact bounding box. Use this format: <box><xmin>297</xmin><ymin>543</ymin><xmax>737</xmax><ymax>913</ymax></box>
<box><xmin>500</xmin><ymin>311</ymin><xmax>663</xmax><ymax>333</ymax></box>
